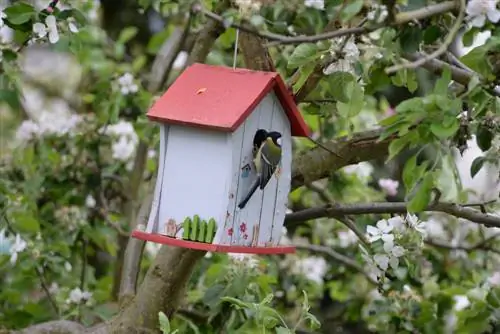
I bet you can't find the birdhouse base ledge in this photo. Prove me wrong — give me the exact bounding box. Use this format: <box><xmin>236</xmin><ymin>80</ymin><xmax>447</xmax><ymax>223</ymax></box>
<box><xmin>131</xmin><ymin>230</ymin><xmax>296</xmax><ymax>254</ymax></box>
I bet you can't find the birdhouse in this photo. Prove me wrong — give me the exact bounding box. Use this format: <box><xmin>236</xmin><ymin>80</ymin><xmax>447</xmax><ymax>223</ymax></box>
<box><xmin>131</xmin><ymin>63</ymin><xmax>310</xmax><ymax>254</ymax></box>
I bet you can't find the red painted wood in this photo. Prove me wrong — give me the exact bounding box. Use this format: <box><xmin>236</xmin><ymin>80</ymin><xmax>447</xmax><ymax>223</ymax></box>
<box><xmin>147</xmin><ymin>63</ymin><xmax>310</xmax><ymax>137</ymax></box>
<box><xmin>131</xmin><ymin>230</ymin><xmax>296</xmax><ymax>254</ymax></box>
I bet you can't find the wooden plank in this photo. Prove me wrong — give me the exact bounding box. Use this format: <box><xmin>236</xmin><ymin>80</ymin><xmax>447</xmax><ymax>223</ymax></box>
<box><xmin>256</xmin><ymin>93</ymin><xmax>280</xmax><ymax>246</ymax></box>
<box><xmin>231</xmin><ymin>99</ymin><xmax>265</xmax><ymax>246</ymax></box>
<box><xmin>270</xmin><ymin>95</ymin><xmax>292</xmax><ymax>245</ymax></box>
<box><xmin>214</xmin><ymin>125</ymin><xmax>244</xmax><ymax>245</ymax></box>
<box><xmin>146</xmin><ymin>125</ymin><xmax>169</xmax><ymax>233</ymax></box>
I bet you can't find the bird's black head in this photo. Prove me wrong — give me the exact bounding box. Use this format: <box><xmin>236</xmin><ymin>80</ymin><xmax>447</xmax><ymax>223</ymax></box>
<box><xmin>253</xmin><ymin>129</ymin><xmax>268</xmax><ymax>149</ymax></box>
<box><xmin>267</xmin><ymin>131</ymin><xmax>282</xmax><ymax>147</ymax></box>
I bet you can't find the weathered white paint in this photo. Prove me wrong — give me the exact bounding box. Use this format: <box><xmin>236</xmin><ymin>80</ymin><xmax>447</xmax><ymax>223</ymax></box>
<box><xmin>157</xmin><ymin>125</ymin><xmax>232</xmax><ymax>236</ymax></box>
<box><xmin>230</xmin><ymin>99</ymin><xmax>265</xmax><ymax>245</ymax></box>
<box><xmin>218</xmin><ymin>92</ymin><xmax>292</xmax><ymax>247</ymax></box>
<box><xmin>271</xmin><ymin>106</ymin><xmax>292</xmax><ymax>245</ymax></box>
<box><xmin>236</xmin><ymin>95</ymin><xmax>277</xmax><ymax>246</ymax></box>
<box><xmin>146</xmin><ymin>125</ymin><xmax>169</xmax><ymax>233</ymax></box>
<box><xmin>259</xmin><ymin>98</ymin><xmax>291</xmax><ymax>246</ymax></box>
<box><xmin>213</xmin><ymin>120</ymin><xmax>245</xmax><ymax>245</ymax></box>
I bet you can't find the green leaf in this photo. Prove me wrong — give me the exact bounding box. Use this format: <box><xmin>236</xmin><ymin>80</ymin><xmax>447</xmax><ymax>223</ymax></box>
<box><xmin>275</xmin><ymin>327</ymin><xmax>292</xmax><ymax>334</ymax></box>
<box><xmin>336</xmin><ymin>81</ymin><xmax>364</xmax><ymax>117</ymax></box>
<box><xmin>423</xmin><ymin>26</ymin><xmax>441</xmax><ymax>44</ymax></box>
<box><xmin>379</xmin><ymin>114</ymin><xmax>400</xmax><ymax>126</ymax></box>
<box><xmin>476</xmin><ymin>125</ymin><xmax>493</xmax><ymax>151</ymax></box>
<box><xmin>220</xmin><ymin>296</ymin><xmax>252</xmax><ymax>309</ymax></box>
<box><xmin>470</xmin><ymin>157</ymin><xmax>485</xmax><ymax>178</ymax></box>
<box><xmin>4</xmin><ymin>3</ymin><xmax>36</xmax><ymax>25</ymax></box>
<box><xmin>0</xmin><ymin>89</ymin><xmax>21</xmax><ymax>111</ymax></box>
<box><xmin>402</xmin><ymin>155</ymin><xmax>429</xmax><ymax>192</ymax></box>
<box><xmin>327</xmin><ymin>71</ymin><xmax>355</xmax><ymax>103</ymax></box>
<box><xmin>118</xmin><ymin>27</ymin><xmax>138</xmax><ymax>44</ymax></box>
<box><xmin>388</xmin><ymin>136</ymin><xmax>410</xmax><ymax>161</ymax></box>
<box><xmin>400</xmin><ymin>26</ymin><xmax>423</xmax><ymax>53</ymax></box>
<box><xmin>292</xmin><ymin>63</ymin><xmax>315</xmax><ymax>93</ymax></box>
<box><xmin>158</xmin><ymin>312</ymin><xmax>170</xmax><ymax>334</ymax></box>
<box><xmin>429</xmin><ymin>119</ymin><xmax>459</xmax><ymax>139</ymax></box>
<box><xmin>434</xmin><ymin>67</ymin><xmax>451</xmax><ymax>95</ymax></box>
<box><xmin>287</xmin><ymin>43</ymin><xmax>319</xmax><ymax>68</ymax></box>
<box><xmin>407</xmin><ymin>173</ymin><xmax>434</xmax><ymax>212</ymax></box>
<box><xmin>12</xmin><ymin>212</ymin><xmax>40</xmax><ymax>233</ymax></box>
<box><xmin>395</xmin><ymin>97</ymin><xmax>424</xmax><ymax>113</ymax></box>
<box><xmin>340</xmin><ymin>0</ymin><xmax>363</xmax><ymax>22</ymax></box>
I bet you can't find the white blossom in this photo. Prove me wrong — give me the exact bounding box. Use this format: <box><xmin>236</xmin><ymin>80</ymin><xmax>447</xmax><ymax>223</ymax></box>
<box><xmin>64</xmin><ymin>261</ymin><xmax>72</xmax><ymax>272</ymax></box>
<box><xmin>304</xmin><ymin>0</ymin><xmax>324</xmax><ymax>10</ymax></box>
<box><xmin>0</xmin><ymin>24</ymin><xmax>13</xmax><ymax>44</ymax></box>
<box><xmin>386</xmin><ymin>216</ymin><xmax>405</xmax><ymax>232</ymax></box>
<box><xmin>280</xmin><ymin>226</ymin><xmax>291</xmax><ymax>245</ymax></box>
<box><xmin>366</xmin><ymin>219</ymin><xmax>393</xmax><ymax>242</ymax></box>
<box><xmin>67</xmin><ymin>18</ymin><xmax>79</xmax><ymax>33</ymax></box>
<box><xmin>67</xmin><ymin>287</ymin><xmax>92</xmax><ymax>304</ymax></box>
<box><xmin>33</xmin><ymin>15</ymin><xmax>59</xmax><ymax>44</ymax></box>
<box><xmin>85</xmin><ymin>195</ymin><xmax>96</xmax><ymax>208</ymax></box>
<box><xmin>367</xmin><ymin>4</ymin><xmax>388</xmax><ymax>23</ymax></box>
<box><xmin>453</xmin><ymin>295</ymin><xmax>471</xmax><ymax>311</ymax></box>
<box><xmin>111</xmin><ymin>136</ymin><xmax>136</xmax><ymax>161</ymax></box>
<box><xmin>229</xmin><ymin>253</ymin><xmax>259</xmax><ymax>268</ymax></box>
<box><xmin>9</xmin><ymin>234</ymin><xmax>27</xmax><ymax>265</ymax></box>
<box><xmin>488</xmin><ymin>272</ymin><xmax>500</xmax><ymax>286</ymax></box>
<box><xmin>324</xmin><ymin>36</ymin><xmax>360</xmax><ymax>75</ymax></box>
<box><xmin>15</xmin><ymin>120</ymin><xmax>40</xmax><ymax>142</ymax></box>
<box><xmin>293</xmin><ymin>256</ymin><xmax>328</xmax><ymax>284</ymax></box>
<box><xmin>173</xmin><ymin>51</ymin><xmax>188</xmax><ymax>70</ymax></box>
<box><xmin>337</xmin><ymin>229</ymin><xmax>358</xmax><ymax>248</ymax></box>
<box><xmin>49</xmin><ymin>282</ymin><xmax>59</xmax><ymax>294</ymax></box>
<box><xmin>102</xmin><ymin>120</ymin><xmax>139</xmax><ymax>162</ymax></box>
<box><xmin>406</xmin><ymin>214</ymin><xmax>427</xmax><ymax>236</ymax></box>
<box><xmin>465</xmin><ymin>0</ymin><xmax>500</xmax><ymax>28</ymax></box>
<box><xmin>234</xmin><ymin>0</ymin><xmax>262</xmax><ymax>15</ymax></box>
<box><xmin>342</xmin><ymin>162</ymin><xmax>374</xmax><ymax>181</ymax></box>
<box><xmin>117</xmin><ymin>73</ymin><xmax>139</xmax><ymax>95</ymax></box>
<box><xmin>378</xmin><ymin>178</ymin><xmax>399</xmax><ymax>196</ymax></box>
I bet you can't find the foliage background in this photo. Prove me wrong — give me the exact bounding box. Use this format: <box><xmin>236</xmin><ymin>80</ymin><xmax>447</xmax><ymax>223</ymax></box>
<box><xmin>0</xmin><ymin>0</ymin><xmax>500</xmax><ymax>333</ymax></box>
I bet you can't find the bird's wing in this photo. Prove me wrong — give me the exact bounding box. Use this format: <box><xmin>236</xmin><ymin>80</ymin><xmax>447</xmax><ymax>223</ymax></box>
<box><xmin>259</xmin><ymin>140</ymin><xmax>282</xmax><ymax>189</ymax></box>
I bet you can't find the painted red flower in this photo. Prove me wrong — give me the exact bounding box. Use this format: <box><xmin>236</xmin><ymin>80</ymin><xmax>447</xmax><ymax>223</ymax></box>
<box><xmin>243</xmin><ymin>234</ymin><xmax>248</xmax><ymax>240</ymax></box>
<box><xmin>227</xmin><ymin>228</ymin><xmax>233</xmax><ymax>236</ymax></box>
<box><xmin>240</xmin><ymin>222</ymin><xmax>247</xmax><ymax>233</ymax></box>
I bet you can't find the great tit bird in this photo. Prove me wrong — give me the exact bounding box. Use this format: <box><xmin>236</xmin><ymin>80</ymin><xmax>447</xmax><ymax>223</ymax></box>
<box><xmin>237</xmin><ymin>129</ymin><xmax>282</xmax><ymax>209</ymax></box>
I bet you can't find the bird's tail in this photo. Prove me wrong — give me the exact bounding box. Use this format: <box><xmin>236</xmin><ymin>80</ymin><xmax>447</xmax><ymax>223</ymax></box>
<box><xmin>237</xmin><ymin>178</ymin><xmax>259</xmax><ymax>209</ymax></box>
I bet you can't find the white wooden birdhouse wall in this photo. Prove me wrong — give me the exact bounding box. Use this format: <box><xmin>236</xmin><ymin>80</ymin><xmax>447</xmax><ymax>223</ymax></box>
<box><xmin>213</xmin><ymin>92</ymin><xmax>292</xmax><ymax>248</ymax></box>
<box><xmin>131</xmin><ymin>63</ymin><xmax>310</xmax><ymax>254</ymax></box>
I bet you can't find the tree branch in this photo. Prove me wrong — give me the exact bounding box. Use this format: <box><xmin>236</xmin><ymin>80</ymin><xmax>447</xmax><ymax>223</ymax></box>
<box><xmin>291</xmin><ymin>128</ymin><xmax>395</xmax><ymax>190</ymax></box>
<box><xmin>106</xmin><ymin>247</ymin><xmax>206</xmax><ymax>332</ymax></box>
<box><xmin>8</xmin><ymin>320</ymin><xmax>85</xmax><ymax>334</ymax></box>
<box><xmin>198</xmin><ymin>2</ymin><xmax>457</xmax><ymax>46</ymax></box>
<box><xmin>117</xmin><ymin>22</ymin><xmax>192</xmax><ymax>304</ymax></box>
<box><xmin>385</xmin><ymin>0</ymin><xmax>466</xmax><ymax>74</ymax></box>
<box><xmin>285</xmin><ymin>201</ymin><xmax>500</xmax><ymax>228</ymax></box>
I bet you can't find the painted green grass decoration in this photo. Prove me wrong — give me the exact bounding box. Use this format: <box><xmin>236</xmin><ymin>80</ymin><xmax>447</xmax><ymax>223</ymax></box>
<box><xmin>182</xmin><ymin>215</ymin><xmax>217</xmax><ymax>244</ymax></box>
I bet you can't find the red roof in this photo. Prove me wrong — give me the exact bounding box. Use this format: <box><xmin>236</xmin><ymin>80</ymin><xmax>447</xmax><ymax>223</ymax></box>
<box><xmin>147</xmin><ymin>63</ymin><xmax>310</xmax><ymax>137</ymax></box>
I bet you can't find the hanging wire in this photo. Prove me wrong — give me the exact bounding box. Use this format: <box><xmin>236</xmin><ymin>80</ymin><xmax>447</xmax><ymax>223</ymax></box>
<box><xmin>233</xmin><ymin>29</ymin><xmax>240</xmax><ymax>69</ymax></box>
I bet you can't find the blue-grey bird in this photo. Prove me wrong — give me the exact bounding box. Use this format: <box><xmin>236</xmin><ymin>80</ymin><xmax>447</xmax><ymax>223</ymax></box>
<box><xmin>237</xmin><ymin>129</ymin><xmax>282</xmax><ymax>209</ymax></box>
